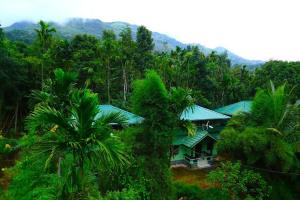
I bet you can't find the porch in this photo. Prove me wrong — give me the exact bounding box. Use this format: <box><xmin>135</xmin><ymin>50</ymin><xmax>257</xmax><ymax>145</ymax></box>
<box><xmin>171</xmin><ymin>131</ymin><xmax>217</xmax><ymax>169</ymax></box>
<box><xmin>184</xmin><ymin>154</ymin><xmax>214</xmax><ymax>169</ymax></box>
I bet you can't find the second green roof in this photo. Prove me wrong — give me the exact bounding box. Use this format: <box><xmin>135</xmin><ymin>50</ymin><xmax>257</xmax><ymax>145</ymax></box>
<box><xmin>181</xmin><ymin>105</ymin><xmax>230</xmax><ymax>121</ymax></box>
<box><xmin>214</xmin><ymin>101</ymin><xmax>252</xmax><ymax>116</ymax></box>
<box><xmin>96</xmin><ymin>105</ymin><xmax>144</xmax><ymax>125</ymax></box>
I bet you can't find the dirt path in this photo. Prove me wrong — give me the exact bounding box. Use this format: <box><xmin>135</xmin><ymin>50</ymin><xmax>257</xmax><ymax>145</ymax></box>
<box><xmin>172</xmin><ymin>167</ymin><xmax>214</xmax><ymax>189</ymax></box>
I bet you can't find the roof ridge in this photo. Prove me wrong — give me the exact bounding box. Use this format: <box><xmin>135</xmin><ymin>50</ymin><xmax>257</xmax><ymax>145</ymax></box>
<box><xmin>194</xmin><ymin>104</ymin><xmax>229</xmax><ymax>118</ymax></box>
<box><xmin>99</xmin><ymin>104</ymin><xmax>141</xmax><ymax>118</ymax></box>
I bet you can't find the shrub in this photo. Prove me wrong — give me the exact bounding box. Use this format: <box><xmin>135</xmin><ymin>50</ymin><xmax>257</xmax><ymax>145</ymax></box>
<box><xmin>173</xmin><ymin>181</ymin><xmax>202</xmax><ymax>200</ymax></box>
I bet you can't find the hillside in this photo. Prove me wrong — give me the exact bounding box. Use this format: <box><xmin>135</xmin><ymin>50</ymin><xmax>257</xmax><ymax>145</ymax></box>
<box><xmin>3</xmin><ymin>18</ymin><xmax>264</xmax><ymax>67</ymax></box>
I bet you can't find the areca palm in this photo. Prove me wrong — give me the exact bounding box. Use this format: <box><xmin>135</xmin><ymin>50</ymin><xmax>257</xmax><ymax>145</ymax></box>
<box><xmin>30</xmin><ymin>68</ymin><xmax>77</xmax><ymax>113</ymax></box>
<box><xmin>35</xmin><ymin>20</ymin><xmax>56</xmax><ymax>52</ymax></box>
<box><xmin>26</xmin><ymin>89</ymin><xmax>128</xmax><ymax>198</ymax></box>
<box><xmin>35</xmin><ymin>20</ymin><xmax>56</xmax><ymax>89</ymax></box>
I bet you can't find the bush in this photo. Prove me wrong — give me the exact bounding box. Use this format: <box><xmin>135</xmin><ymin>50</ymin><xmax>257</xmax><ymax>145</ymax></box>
<box><xmin>207</xmin><ymin>162</ymin><xmax>271</xmax><ymax>200</ymax></box>
<box><xmin>173</xmin><ymin>181</ymin><xmax>202</xmax><ymax>200</ymax></box>
<box><xmin>201</xmin><ymin>188</ymin><xmax>230</xmax><ymax>200</ymax></box>
<box><xmin>174</xmin><ymin>182</ymin><xmax>229</xmax><ymax>200</ymax></box>
<box><xmin>102</xmin><ymin>188</ymin><xmax>142</xmax><ymax>200</ymax></box>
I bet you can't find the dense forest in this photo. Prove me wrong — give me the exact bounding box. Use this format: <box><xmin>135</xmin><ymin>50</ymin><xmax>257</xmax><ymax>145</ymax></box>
<box><xmin>0</xmin><ymin>21</ymin><xmax>299</xmax><ymax>199</ymax></box>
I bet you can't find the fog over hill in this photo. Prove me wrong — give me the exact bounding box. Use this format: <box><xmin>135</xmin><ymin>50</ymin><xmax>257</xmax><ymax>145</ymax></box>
<box><xmin>3</xmin><ymin>18</ymin><xmax>264</xmax><ymax>67</ymax></box>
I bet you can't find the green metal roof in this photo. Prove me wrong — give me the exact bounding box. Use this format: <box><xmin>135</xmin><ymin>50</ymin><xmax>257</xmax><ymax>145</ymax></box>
<box><xmin>214</xmin><ymin>101</ymin><xmax>252</xmax><ymax>116</ymax></box>
<box><xmin>173</xmin><ymin>129</ymin><xmax>216</xmax><ymax>148</ymax></box>
<box><xmin>181</xmin><ymin>105</ymin><xmax>230</xmax><ymax>121</ymax></box>
<box><xmin>96</xmin><ymin>105</ymin><xmax>144</xmax><ymax>125</ymax></box>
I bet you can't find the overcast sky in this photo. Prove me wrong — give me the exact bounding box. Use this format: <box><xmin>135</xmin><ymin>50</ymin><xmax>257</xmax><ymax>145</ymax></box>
<box><xmin>1</xmin><ymin>0</ymin><xmax>300</xmax><ymax>61</ymax></box>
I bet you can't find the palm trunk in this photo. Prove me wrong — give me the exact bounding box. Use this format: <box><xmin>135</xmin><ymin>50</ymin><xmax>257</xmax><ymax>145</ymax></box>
<box><xmin>14</xmin><ymin>102</ymin><xmax>18</xmax><ymax>133</ymax></box>
<box><xmin>107</xmin><ymin>60</ymin><xmax>111</xmax><ymax>104</ymax></box>
<box><xmin>57</xmin><ymin>156</ymin><xmax>62</xmax><ymax>176</ymax></box>
<box><xmin>187</xmin><ymin>60</ymin><xmax>190</xmax><ymax>88</ymax></box>
<box><xmin>122</xmin><ymin>64</ymin><xmax>128</xmax><ymax>103</ymax></box>
<box><xmin>41</xmin><ymin>61</ymin><xmax>44</xmax><ymax>91</ymax></box>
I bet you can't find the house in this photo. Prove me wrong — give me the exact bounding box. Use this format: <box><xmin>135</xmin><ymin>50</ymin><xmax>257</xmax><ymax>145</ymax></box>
<box><xmin>214</xmin><ymin>101</ymin><xmax>252</xmax><ymax>116</ymax></box>
<box><xmin>96</xmin><ymin>104</ymin><xmax>230</xmax><ymax>169</ymax></box>
<box><xmin>171</xmin><ymin>105</ymin><xmax>230</xmax><ymax>168</ymax></box>
<box><xmin>96</xmin><ymin>105</ymin><xmax>144</xmax><ymax>126</ymax></box>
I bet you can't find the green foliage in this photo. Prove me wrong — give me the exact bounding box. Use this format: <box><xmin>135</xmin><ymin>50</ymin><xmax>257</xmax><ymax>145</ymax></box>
<box><xmin>173</xmin><ymin>182</ymin><xmax>202</xmax><ymax>200</ymax></box>
<box><xmin>269</xmin><ymin>178</ymin><xmax>300</xmax><ymax>200</ymax></box>
<box><xmin>218</xmin><ymin>83</ymin><xmax>299</xmax><ymax>171</ymax></box>
<box><xmin>25</xmin><ymin>88</ymin><xmax>128</xmax><ymax>198</ymax></box>
<box><xmin>5</xmin><ymin>69</ymin><xmax>128</xmax><ymax>199</ymax></box>
<box><xmin>6</xmin><ymin>156</ymin><xmax>63</xmax><ymax>200</ymax></box>
<box><xmin>131</xmin><ymin>70</ymin><xmax>173</xmax><ymax>199</ymax></box>
<box><xmin>208</xmin><ymin>162</ymin><xmax>271</xmax><ymax>200</ymax></box>
<box><xmin>0</xmin><ymin>137</ymin><xmax>17</xmax><ymax>154</ymax></box>
<box><xmin>102</xmin><ymin>181</ymin><xmax>150</xmax><ymax>200</ymax></box>
<box><xmin>218</xmin><ymin>98</ymin><xmax>299</xmax><ymax>198</ymax></box>
<box><xmin>136</xmin><ymin>26</ymin><xmax>154</xmax><ymax>73</ymax></box>
<box><xmin>35</xmin><ymin>20</ymin><xmax>56</xmax><ymax>53</ymax></box>
<box><xmin>253</xmin><ymin>61</ymin><xmax>300</xmax><ymax>101</ymax></box>
<box><xmin>132</xmin><ymin>70</ymin><xmax>169</xmax><ymax>125</ymax></box>
<box><xmin>173</xmin><ymin>182</ymin><xmax>230</xmax><ymax>200</ymax></box>
<box><xmin>130</xmin><ymin>70</ymin><xmax>196</xmax><ymax>199</ymax></box>
<box><xmin>29</xmin><ymin>68</ymin><xmax>78</xmax><ymax>110</ymax></box>
<box><xmin>1</xmin><ymin>20</ymin><xmax>300</xmax><ymax>200</ymax></box>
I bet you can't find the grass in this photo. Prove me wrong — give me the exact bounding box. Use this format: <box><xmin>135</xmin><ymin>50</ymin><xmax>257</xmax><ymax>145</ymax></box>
<box><xmin>171</xmin><ymin>167</ymin><xmax>214</xmax><ymax>189</ymax></box>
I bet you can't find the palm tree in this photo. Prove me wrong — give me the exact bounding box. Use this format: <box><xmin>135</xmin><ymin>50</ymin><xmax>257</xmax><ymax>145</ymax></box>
<box><xmin>26</xmin><ymin>89</ymin><xmax>128</xmax><ymax>198</ymax></box>
<box><xmin>251</xmin><ymin>81</ymin><xmax>295</xmax><ymax>134</ymax></box>
<box><xmin>30</xmin><ymin>68</ymin><xmax>77</xmax><ymax>114</ymax></box>
<box><xmin>35</xmin><ymin>20</ymin><xmax>56</xmax><ymax>89</ymax></box>
<box><xmin>35</xmin><ymin>20</ymin><xmax>56</xmax><ymax>52</ymax></box>
<box><xmin>220</xmin><ymin>81</ymin><xmax>299</xmax><ymax>171</ymax></box>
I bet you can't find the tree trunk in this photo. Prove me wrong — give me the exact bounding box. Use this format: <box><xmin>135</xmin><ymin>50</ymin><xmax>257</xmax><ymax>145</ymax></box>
<box><xmin>41</xmin><ymin>61</ymin><xmax>44</xmax><ymax>91</ymax></box>
<box><xmin>14</xmin><ymin>103</ymin><xmax>18</xmax><ymax>133</ymax></box>
<box><xmin>57</xmin><ymin>156</ymin><xmax>62</xmax><ymax>176</ymax></box>
<box><xmin>107</xmin><ymin>60</ymin><xmax>111</xmax><ymax>104</ymax></box>
<box><xmin>122</xmin><ymin>64</ymin><xmax>128</xmax><ymax>104</ymax></box>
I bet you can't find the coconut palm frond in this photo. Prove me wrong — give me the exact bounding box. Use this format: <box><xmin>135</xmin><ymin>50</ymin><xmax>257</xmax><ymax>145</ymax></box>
<box><xmin>266</xmin><ymin>128</ymin><xmax>283</xmax><ymax>136</ymax></box>
<box><xmin>30</xmin><ymin>90</ymin><xmax>53</xmax><ymax>105</ymax></box>
<box><xmin>26</xmin><ymin>105</ymin><xmax>74</xmax><ymax>135</ymax></box>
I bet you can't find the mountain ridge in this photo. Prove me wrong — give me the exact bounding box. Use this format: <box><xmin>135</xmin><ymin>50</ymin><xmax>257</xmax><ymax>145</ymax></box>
<box><xmin>3</xmin><ymin>18</ymin><xmax>264</xmax><ymax>67</ymax></box>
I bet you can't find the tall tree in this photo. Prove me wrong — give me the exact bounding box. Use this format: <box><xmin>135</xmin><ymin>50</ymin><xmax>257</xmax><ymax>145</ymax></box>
<box><xmin>35</xmin><ymin>21</ymin><xmax>56</xmax><ymax>53</ymax></box>
<box><xmin>136</xmin><ymin>26</ymin><xmax>154</xmax><ymax>74</ymax></box>
<box><xmin>131</xmin><ymin>71</ymin><xmax>194</xmax><ymax>199</ymax></box>
<box><xmin>70</xmin><ymin>34</ymin><xmax>100</xmax><ymax>89</ymax></box>
<box><xmin>0</xmin><ymin>26</ymin><xmax>31</xmax><ymax>132</ymax></box>
<box><xmin>35</xmin><ymin>20</ymin><xmax>56</xmax><ymax>89</ymax></box>
<box><xmin>253</xmin><ymin>61</ymin><xmax>300</xmax><ymax>101</ymax></box>
<box><xmin>100</xmin><ymin>30</ymin><xmax>119</xmax><ymax>104</ymax></box>
<box><xmin>119</xmin><ymin>27</ymin><xmax>136</xmax><ymax>104</ymax></box>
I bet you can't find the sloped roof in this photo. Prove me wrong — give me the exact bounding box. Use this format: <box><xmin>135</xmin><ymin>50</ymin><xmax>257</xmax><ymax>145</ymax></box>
<box><xmin>173</xmin><ymin>129</ymin><xmax>216</xmax><ymax>148</ymax></box>
<box><xmin>96</xmin><ymin>105</ymin><xmax>144</xmax><ymax>125</ymax></box>
<box><xmin>214</xmin><ymin>101</ymin><xmax>252</xmax><ymax>116</ymax></box>
<box><xmin>181</xmin><ymin>105</ymin><xmax>230</xmax><ymax>121</ymax></box>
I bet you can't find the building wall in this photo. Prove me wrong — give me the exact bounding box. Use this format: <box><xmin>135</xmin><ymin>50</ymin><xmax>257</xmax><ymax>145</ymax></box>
<box><xmin>171</xmin><ymin>138</ymin><xmax>218</xmax><ymax>163</ymax></box>
<box><xmin>171</xmin><ymin>145</ymin><xmax>192</xmax><ymax>161</ymax></box>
